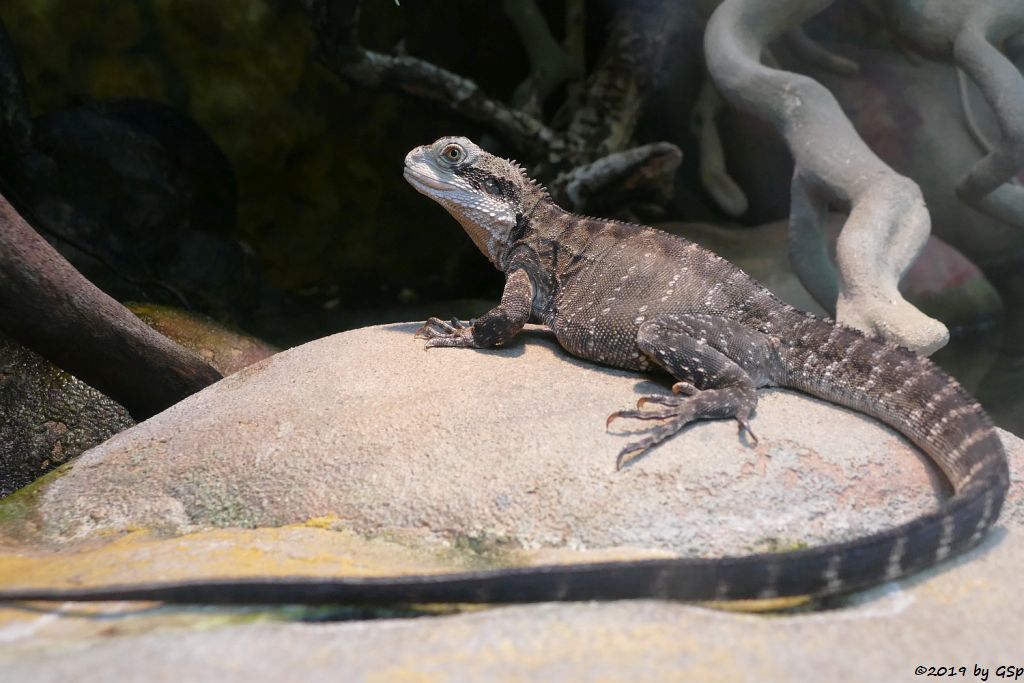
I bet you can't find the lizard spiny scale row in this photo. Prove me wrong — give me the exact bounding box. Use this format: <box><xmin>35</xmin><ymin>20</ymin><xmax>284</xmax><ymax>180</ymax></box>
<box><xmin>0</xmin><ymin>137</ymin><xmax>1008</xmax><ymax>607</ymax></box>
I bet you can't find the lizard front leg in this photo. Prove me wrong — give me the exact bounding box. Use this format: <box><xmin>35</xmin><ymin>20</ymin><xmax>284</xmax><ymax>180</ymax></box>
<box><xmin>416</xmin><ymin>269</ymin><xmax>534</xmax><ymax>349</ymax></box>
<box><xmin>609</xmin><ymin>313</ymin><xmax>778</xmax><ymax>468</ymax></box>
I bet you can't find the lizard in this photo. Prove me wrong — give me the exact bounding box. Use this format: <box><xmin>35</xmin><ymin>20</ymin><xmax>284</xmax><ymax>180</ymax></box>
<box><xmin>0</xmin><ymin>136</ymin><xmax>1009</xmax><ymax>607</ymax></box>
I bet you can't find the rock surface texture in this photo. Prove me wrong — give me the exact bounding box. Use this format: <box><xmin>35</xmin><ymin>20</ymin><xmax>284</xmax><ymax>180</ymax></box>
<box><xmin>0</xmin><ymin>323</ymin><xmax>1021</xmax><ymax>680</ymax></box>
<box><xmin>0</xmin><ymin>333</ymin><xmax>133</xmax><ymax>497</ymax></box>
<box><xmin>19</xmin><ymin>324</ymin><xmax>978</xmax><ymax>548</ymax></box>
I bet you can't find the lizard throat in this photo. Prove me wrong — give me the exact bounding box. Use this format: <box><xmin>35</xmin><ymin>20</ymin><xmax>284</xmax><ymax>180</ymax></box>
<box><xmin>404</xmin><ymin>166</ymin><xmax>517</xmax><ymax>268</ymax></box>
<box><xmin>447</xmin><ymin>202</ymin><xmax>516</xmax><ymax>268</ymax></box>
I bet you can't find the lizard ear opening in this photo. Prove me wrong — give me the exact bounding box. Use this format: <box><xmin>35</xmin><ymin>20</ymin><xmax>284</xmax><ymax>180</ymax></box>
<box><xmin>484</xmin><ymin>178</ymin><xmax>504</xmax><ymax>197</ymax></box>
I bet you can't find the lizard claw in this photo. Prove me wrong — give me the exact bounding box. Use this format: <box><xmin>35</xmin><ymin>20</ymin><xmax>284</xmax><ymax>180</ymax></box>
<box><xmin>415</xmin><ymin>316</ymin><xmax>465</xmax><ymax>337</ymax></box>
<box><xmin>616</xmin><ymin>444</ymin><xmax>646</xmax><ymax>470</ymax></box>
<box><xmin>635</xmin><ymin>383</ymin><xmax>697</xmax><ymax>409</ymax></box>
<box><xmin>672</xmin><ymin>381</ymin><xmax>698</xmax><ymax>396</ymax></box>
<box><xmin>607</xmin><ymin>406</ymin><xmax>677</xmax><ymax>429</ymax></box>
<box><xmin>637</xmin><ymin>394</ymin><xmax>682</xmax><ymax>408</ymax></box>
<box><xmin>415</xmin><ymin>316</ymin><xmax>477</xmax><ymax>349</ymax></box>
<box><xmin>614</xmin><ymin>422</ymin><xmax>682</xmax><ymax>469</ymax></box>
<box><xmin>737</xmin><ymin>416</ymin><xmax>759</xmax><ymax>446</ymax></box>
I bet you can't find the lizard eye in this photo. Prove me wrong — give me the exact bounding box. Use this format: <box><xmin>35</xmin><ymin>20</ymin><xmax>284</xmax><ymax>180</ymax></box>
<box><xmin>441</xmin><ymin>144</ymin><xmax>464</xmax><ymax>163</ymax></box>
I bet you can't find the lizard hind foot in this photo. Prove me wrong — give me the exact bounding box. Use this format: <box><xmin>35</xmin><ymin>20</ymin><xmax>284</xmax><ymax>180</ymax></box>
<box><xmin>737</xmin><ymin>415</ymin><xmax>758</xmax><ymax>446</ymax></box>
<box><xmin>609</xmin><ymin>393</ymin><xmax>704</xmax><ymax>469</ymax></box>
<box><xmin>414</xmin><ymin>317</ymin><xmax>477</xmax><ymax>349</ymax></box>
<box><xmin>609</xmin><ymin>387</ymin><xmax>757</xmax><ymax>469</ymax></box>
<box><xmin>615</xmin><ymin>422</ymin><xmax>689</xmax><ymax>470</ymax></box>
<box><xmin>415</xmin><ymin>316</ymin><xmax>468</xmax><ymax>337</ymax></box>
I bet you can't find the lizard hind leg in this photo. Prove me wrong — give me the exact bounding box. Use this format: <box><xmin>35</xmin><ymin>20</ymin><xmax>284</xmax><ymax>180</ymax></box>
<box><xmin>608</xmin><ymin>314</ymin><xmax>773</xmax><ymax>469</ymax></box>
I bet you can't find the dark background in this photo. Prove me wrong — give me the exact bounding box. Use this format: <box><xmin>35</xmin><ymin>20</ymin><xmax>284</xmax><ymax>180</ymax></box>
<box><xmin>1</xmin><ymin>0</ymin><xmax>1022</xmax><ymax>435</ymax></box>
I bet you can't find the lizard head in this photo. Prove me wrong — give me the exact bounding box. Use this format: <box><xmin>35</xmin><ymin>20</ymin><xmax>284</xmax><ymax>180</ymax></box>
<box><xmin>404</xmin><ymin>136</ymin><xmax>546</xmax><ymax>268</ymax></box>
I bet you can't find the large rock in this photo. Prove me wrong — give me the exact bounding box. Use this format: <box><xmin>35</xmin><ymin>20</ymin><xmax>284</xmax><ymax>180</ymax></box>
<box><xmin>14</xmin><ymin>323</ymin><xmax>982</xmax><ymax>552</ymax></box>
<box><xmin>1</xmin><ymin>323</ymin><xmax>1021</xmax><ymax>680</ymax></box>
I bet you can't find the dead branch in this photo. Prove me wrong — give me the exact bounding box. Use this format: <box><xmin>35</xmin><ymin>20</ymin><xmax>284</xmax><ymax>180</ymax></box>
<box><xmin>503</xmin><ymin>0</ymin><xmax>583</xmax><ymax>118</ymax></box>
<box><xmin>690</xmin><ymin>79</ymin><xmax>748</xmax><ymax>217</ymax></box>
<box><xmin>297</xmin><ymin>0</ymin><xmax>684</xmax><ymax>213</ymax></box>
<box><xmin>559</xmin><ymin>142</ymin><xmax>682</xmax><ymax>215</ymax></box>
<box><xmin>952</xmin><ymin>1</ymin><xmax>1024</xmax><ymax>226</ymax></box>
<box><xmin>564</xmin><ymin>0</ymin><xmax>681</xmax><ymax>161</ymax></box>
<box><xmin>782</xmin><ymin>25</ymin><xmax>859</xmax><ymax>76</ymax></box>
<box><xmin>705</xmin><ymin>0</ymin><xmax>949</xmax><ymax>353</ymax></box>
<box><xmin>879</xmin><ymin>0</ymin><xmax>1024</xmax><ymax>228</ymax></box>
<box><xmin>0</xmin><ymin>191</ymin><xmax>222</xmax><ymax>420</ymax></box>
<box><xmin>298</xmin><ymin>0</ymin><xmax>561</xmax><ymax>160</ymax></box>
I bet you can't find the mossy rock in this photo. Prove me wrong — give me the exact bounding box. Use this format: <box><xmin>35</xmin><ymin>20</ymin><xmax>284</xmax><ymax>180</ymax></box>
<box><xmin>127</xmin><ymin>302</ymin><xmax>278</xmax><ymax>376</ymax></box>
<box><xmin>0</xmin><ymin>303</ymin><xmax>273</xmax><ymax>499</ymax></box>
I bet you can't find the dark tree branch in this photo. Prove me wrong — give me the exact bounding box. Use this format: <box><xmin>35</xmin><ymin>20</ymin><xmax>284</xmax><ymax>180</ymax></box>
<box><xmin>564</xmin><ymin>0</ymin><xmax>681</xmax><ymax>160</ymax></box>
<box><xmin>0</xmin><ymin>191</ymin><xmax>222</xmax><ymax>420</ymax></box>
<box><xmin>503</xmin><ymin>0</ymin><xmax>583</xmax><ymax>118</ymax></box>
<box><xmin>298</xmin><ymin>0</ymin><xmax>561</xmax><ymax>160</ymax></box>
<box><xmin>559</xmin><ymin>142</ymin><xmax>682</xmax><ymax>215</ymax></box>
<box><xmin>353</xmin><ymin>51</ymin><xmax>565</xmax><ymax>157</ymax></box>
<box><xmin>549</xmin><ymin>0</ymin><xmax>688</xmax><ymax>208</ymax></box>
<box><xmin>296</xmin><ymin>0</ymin><xmax>683</xmax><ymax>213</ymax></box>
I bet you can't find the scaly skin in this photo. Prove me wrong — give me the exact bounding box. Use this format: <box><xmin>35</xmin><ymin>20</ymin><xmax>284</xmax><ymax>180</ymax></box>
<box><xmin>0</xmin><ymin>137</ymin><xmax>1009</xmax><ymax>606</ymax></box>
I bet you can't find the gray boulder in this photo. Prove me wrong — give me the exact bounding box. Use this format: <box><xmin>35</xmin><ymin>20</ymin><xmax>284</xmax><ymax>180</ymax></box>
<box><xmin>25</xmin><ymin>323</ymin><xmax>986</xmax><ymax>556</ymax></box>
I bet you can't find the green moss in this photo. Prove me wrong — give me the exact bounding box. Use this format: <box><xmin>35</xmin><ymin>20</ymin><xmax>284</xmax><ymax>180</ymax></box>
<box><xmin>368</xmin><ymin>527</ymin><xmax>523</xmax><ymax>573</ymax></box>
<box><xmin>751</xmin><ymin>537</ymin><xmax>810</xmax><ymax>554</ymax></box>
<box><xmin>0</xmin><ymin>462</ymin><xmax>73</xmax><ymax>533</ymax></box>
<box><xmin>447</xmin><ymin>532</ymin><xmax>523</xmax><ymax>569</ymax></box>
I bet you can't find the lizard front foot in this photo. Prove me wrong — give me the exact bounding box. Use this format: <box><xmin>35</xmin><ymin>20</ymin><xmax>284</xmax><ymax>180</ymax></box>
<box><xmin>607</xmin><ymin>387</ymin><xmax>757</xmax><ymax>470</ymax></box>
<box><xmin>415</xmin><ymin>317</ymin><xmax>478</xmax><ymax>349</ymax></box>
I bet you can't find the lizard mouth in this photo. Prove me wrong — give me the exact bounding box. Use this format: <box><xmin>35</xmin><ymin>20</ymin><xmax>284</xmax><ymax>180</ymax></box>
<box><xmin>403</xmin><ymin>166</ymin><xmax>454</xmax><ymax>192</ymax></box>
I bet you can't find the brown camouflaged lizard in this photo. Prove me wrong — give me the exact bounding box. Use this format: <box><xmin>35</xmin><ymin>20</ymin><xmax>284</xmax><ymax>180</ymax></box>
<box><xmin>0</xmin><ymin>136</ymin><xmax>1009</xmax><ymax>606</ymax></box>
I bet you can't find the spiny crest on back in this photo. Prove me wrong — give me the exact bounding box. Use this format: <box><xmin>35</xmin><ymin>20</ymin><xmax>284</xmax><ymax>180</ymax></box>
<box><xmin>508</xmin><ymin>158</ymin><xmax>549</xmax><ymax>199</ymax></box>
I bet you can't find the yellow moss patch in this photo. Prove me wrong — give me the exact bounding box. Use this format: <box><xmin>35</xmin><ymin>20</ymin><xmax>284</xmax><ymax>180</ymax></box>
<box><xmin>0</xmin><ymin>524</ymin><xmax>480</xmax><ymax>593</ymax></box>
<box><xmin>696</xmin><ymin>596</ymin><xmax>815</xmax><ymax>613</ymax></box>
<box><xmin>0</xmin><ymin>519</ymin><xmax>810</xmax><ymax>623</ymax></box>
<box><xmin>300</xmin><ymin>515</ymin><xmax>345</xmax><ymax>530</ymax></box>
